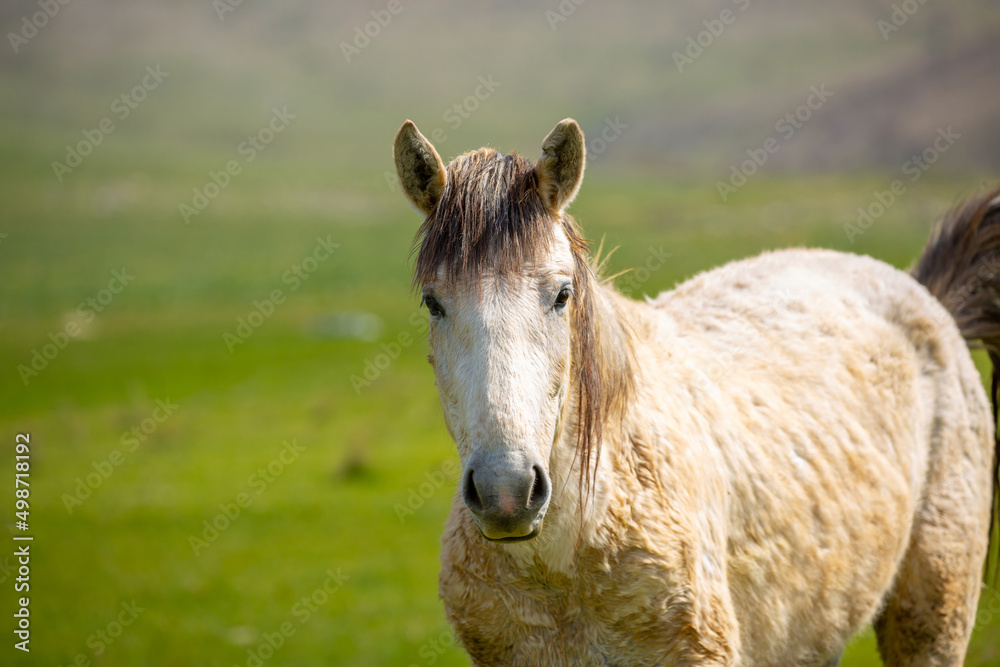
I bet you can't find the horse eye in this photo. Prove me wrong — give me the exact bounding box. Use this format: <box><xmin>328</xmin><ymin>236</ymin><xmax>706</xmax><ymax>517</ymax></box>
<box><xmin>553</xmin><ymin>287</ymin><xmax>572</xmax><ymax>310</ymax></box>
<box><xmin>423</xmin><ymin>294</ymin><xmax>446</xmax><ymax>318</ymax></box>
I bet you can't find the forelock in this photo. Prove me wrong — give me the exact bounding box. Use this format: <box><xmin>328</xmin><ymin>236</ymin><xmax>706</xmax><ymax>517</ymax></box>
<box><xmin>412</xmin><ymin>149</ymin><xmax>561</xmax><ymax>288</ymax></box>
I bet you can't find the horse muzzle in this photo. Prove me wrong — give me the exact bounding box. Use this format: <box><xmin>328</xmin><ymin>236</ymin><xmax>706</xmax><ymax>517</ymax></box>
<box><xmin>461</xmin><ymin>450</ymin><xmax>551</xmax><ymax>542</ymax></box>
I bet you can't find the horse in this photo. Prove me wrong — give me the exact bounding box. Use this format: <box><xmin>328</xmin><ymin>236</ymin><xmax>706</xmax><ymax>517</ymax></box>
<box><xmin>392</xmin><ymin>117</ymin><xmax>1000</xmax><ymax>666</ymax></box>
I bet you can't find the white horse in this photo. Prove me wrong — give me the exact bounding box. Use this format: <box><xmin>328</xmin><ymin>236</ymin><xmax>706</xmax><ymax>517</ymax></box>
<box><xmin>393</xmin><ymin>118</ymin><xmax>1000</xmax><ymax>666</ymax></box>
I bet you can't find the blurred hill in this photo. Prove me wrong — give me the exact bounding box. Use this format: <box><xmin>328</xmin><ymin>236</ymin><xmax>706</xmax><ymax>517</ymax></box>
<box><xmin>0</xmin><ymin>0</ymin><xmax>998</xmax><ymax>186</ymax></box>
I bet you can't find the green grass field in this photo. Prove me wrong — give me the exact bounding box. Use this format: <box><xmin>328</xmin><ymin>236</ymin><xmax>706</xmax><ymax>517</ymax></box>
<box><xmin>2</xmin><ymin>145</ymin><xmax>999</xmax><ymax>665</ymax></box>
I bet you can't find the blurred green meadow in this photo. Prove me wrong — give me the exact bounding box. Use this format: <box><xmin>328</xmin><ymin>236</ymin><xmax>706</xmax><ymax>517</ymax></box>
<box><xmin>1</xmin><ymin>1</ymin><xmax>1000</xmax><ymax>666</ymax></box>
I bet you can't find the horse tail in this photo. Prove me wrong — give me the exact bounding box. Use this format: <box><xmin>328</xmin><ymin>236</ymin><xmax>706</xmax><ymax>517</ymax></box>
<box><xmin>911</xmin><ymin>185</ymin><xmax>1000</xmax><ymax>582</ymax></box>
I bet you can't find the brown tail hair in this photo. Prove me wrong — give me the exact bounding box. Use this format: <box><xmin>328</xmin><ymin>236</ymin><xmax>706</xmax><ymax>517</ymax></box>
<box><xmin>911</xmin><ymin>185</ymin><xmax>1000</xmax><ymax>582</ymax></box>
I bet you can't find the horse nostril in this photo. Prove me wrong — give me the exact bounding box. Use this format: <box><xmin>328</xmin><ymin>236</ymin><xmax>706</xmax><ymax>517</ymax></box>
<box><xmin>463</xmin><ymin>468</ymin><xmax>483</xmax><ymax>512</ymax></box>
<box><xmin>528</xmin><ymin>464</ymin><xmax>550</xmax><ymax>510</ymax></box>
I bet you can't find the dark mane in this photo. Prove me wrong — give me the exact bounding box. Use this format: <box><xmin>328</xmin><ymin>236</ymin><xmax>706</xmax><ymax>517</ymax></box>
<box><xmin>411</xmin><ymin>148</ymin><xmax>634</xmax><ymax>499</ymax></box>
<box><xmin>412</xmin><ymin>149</ymin><xmax>559</xmax><ymax>287</ymax></box>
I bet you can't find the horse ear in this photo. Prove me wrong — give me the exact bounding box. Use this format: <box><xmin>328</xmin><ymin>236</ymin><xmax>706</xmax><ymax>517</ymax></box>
<box><xmin>536</xmin><ymin>118</ymin><xmax>586</xmax><ymax>212</ymax></box>
<box><xmin>394</xmin><ymin>120</ymin><xmax>446</xmax><ymax>215</ymax></box>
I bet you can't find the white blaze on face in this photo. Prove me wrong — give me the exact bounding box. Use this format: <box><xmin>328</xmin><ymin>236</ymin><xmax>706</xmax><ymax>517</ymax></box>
<box><xmin>426</xmin><ymin>225</ymin><xmax>575</xmax><ymax>467</ymax></box>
